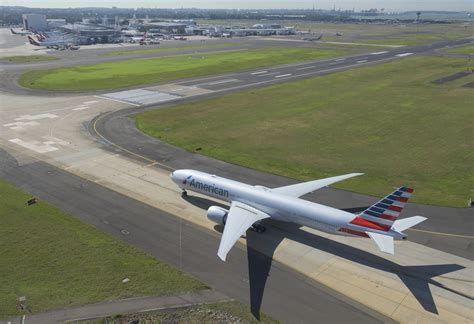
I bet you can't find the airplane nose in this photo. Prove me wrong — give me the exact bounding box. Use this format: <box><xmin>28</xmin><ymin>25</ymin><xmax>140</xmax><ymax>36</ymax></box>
<box><xmin>170</xmin><ymin>170</ymin><xmax>184</xmax><ymax>185</ymax></box>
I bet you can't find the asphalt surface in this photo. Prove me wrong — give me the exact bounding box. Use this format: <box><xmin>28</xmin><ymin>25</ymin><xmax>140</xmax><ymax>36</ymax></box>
<box><xmin>1</xmin><ymin>34</ymin><xmax>472</xmax><ymax>322</ymax></box>
<box><xmin>0</xmin><ymin>36</ymin><xmax>364</xmax><ymax>96</ymax></box>
<box><xmin>0</xmin><ymin>149</ymin><xmax>389</xmax><ymax>324</ymax></box>
<box><xmin>88</xmin><ymin>39</ymin><xmax>474</xmax><ymax>261</ymax></box>
<box><xmin>1</xmin><ymin>36</ymin><xmax>471</xmax><ymax>97</ymax></box>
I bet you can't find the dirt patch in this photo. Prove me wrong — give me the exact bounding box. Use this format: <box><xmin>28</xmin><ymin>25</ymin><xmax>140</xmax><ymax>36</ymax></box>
<box><xmin>431</xmin><ymin>70</ymin><xmax>473</xmax><ymax>84</ymax></box>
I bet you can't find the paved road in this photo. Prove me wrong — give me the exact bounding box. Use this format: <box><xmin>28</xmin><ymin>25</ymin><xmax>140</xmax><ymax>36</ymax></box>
<box><xmin>0</xmin><ymin>149</ymin><xmax>389</xmax><ymax>324</ymax></box>
<box><xmin>5</xmin><ymin>290</ymin><xmax>229</xmax><ymax>324</ymax></box>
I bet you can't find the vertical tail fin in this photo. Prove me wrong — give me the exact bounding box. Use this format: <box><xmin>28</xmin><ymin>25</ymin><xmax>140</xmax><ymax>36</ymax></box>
<box><xmin>27</xmin><ymin>36</ymin><xmax>40</xmax><ymax>46</ymax></box>
<box><xmin>359</xmin><ymin>186</ymin><xmax>413</xmax><ymax>230</ymax></box>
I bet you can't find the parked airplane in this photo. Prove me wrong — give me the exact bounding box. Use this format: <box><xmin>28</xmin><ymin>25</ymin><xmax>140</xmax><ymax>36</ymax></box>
<box><xmin>27</xmin><ymin>35</ymin><xmax>72</xmax><ymax>48</ymax></box>
<box><xmin>171</xmin><ymin>169</ymin><xmax>426</xmax><ymax>261</ymax></box>
<box><xmin>10</xmin><ymin>28</ymin><xmax>31</xmax><ymax>36</ymax></box>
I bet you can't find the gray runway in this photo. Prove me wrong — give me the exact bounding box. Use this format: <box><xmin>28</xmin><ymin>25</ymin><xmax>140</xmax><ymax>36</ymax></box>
<box><xmin>91</xmin><ymin>112</ymin><xmax>473</xmax><ymax>260</ymax></box>
<box><xmin>87</xmin><ymin>37</ymin><xmax>474</xmax><ymax>260</ymax></box>
<box><xmin>0</xmin><ymin>149</ymin><xmax>389</xmax><ymax>324</ymax></box>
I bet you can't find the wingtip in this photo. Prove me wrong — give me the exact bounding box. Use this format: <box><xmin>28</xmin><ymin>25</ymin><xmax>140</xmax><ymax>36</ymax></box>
<box><xmin>415</xmin><ymin>215</ymin><xmax>428</xmax><ymax>222</ymax></box>
<box><xmin>217</xmin><ymin>252</ymin><xmax>227</xmax><ymax>262</ymax></box>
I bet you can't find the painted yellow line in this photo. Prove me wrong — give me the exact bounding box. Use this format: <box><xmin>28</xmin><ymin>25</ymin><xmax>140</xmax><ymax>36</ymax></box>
<box><xmin>92</xmin><ymin>111</ymin><xmax>174</xmax><ymax>172</ymax></box>
<box><xmin>407</xmin><ymin>228</ymin><xmax>474</xmax><ymax>239</ymax></box>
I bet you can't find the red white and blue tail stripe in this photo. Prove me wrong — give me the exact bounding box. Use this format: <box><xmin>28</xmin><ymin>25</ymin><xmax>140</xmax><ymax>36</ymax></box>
<box><xmin>356</xmin><ymin>186</ymin><xmax>413</xmax><ymax>231</ymax></box>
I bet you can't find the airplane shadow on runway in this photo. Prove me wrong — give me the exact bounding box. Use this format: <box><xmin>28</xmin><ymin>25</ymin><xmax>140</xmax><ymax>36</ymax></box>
<box><xmin>182</xmin><ymin>195</ymin><xmax>470</xmax><ymax>318</ymax></box>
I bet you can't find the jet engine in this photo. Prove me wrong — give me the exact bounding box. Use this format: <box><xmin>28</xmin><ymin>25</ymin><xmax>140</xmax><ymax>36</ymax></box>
<box><xmin>207</xmin><ymin>206</ymin><xmax>228</xmax><ymax>225</ymax></box>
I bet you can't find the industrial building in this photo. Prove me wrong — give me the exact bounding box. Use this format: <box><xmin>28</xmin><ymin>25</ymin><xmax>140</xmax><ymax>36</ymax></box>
<box><xmin>144</xmin><ymin>22</ymin><xmax>187</xmax><ymax>34</ymax></box>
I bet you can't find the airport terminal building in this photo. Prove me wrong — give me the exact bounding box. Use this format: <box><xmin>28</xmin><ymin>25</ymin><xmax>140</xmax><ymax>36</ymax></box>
<box><xmin>59</xmin><ymin>23</ymin><xmax>122</xmax><ymax>44</ymax></box>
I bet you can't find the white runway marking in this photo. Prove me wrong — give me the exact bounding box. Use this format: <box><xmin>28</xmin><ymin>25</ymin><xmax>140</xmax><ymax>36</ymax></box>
<box><xmin>72</xmin><ymin>106</ymin><xmax>91</xmax><ymax>111</ymax></box>
<box><xmin>396</xmin><ymin>52</ymin><xmax>413</xmax><ymax>57</ymax></box>
<box><xmin>296</xmin><ymin>65</ymin><xmax>317</xmax><ymax>70</ymax></box>
<box><xmin>99</xmin><ymin>89</ymin><xmax>180</xmax><ymax>106</ymax></box>
<box><xmin>334</xmin><ymin>58</ymin><xmax>345</xmax><ymax>62</ymax></box>
<box><xmin>257</xmin><ymin>72</ymin><xmax>280</xmax><ymax>77</ymax></box>
<box><xmin>3</xmin><ymin>121</ymin><xmax>40</xmax><ymax>130</ymax></box>
<box><xmin>370</xmin><ymin>51</ymin><xmax>388</xmax><ymax>55</ymax></box>
<box><xmin>196</xmin><ymin>79</ymin><xmax>240</xmax><ymax>86</ymax></box>
<box><xmin>42</xmin><ymin>135</ymin><xmax>70</xmax><ymax>145</ymax></box>
<box><xmin>251</xmin><ymin>71</ymin><xmax>268</xmax><ymax>75</ymax></box>
<box><xmin>14</xmin><ymin>113</ymin><xmax>58</xmax><ymax>121</ymax></box>
<box><xmin>83</xmin><ymin>100</ymin><xmax>99</xmax><ymax>104</ymax></box>
<box><xmin>275</xmin><ymin>74</ymin><xmax>292</xmax><ymax>78</ymax></box>
<box><xmin>356</xmin><ymin>60</ymin><xmax>368</xmax><ymax>63</ymax></box>
<box><xmin>9</xmin><ymin>138</ymin><xmax>59</xmax><ymax>153</ymax></box>
<box><xmin>95</xmin><ymin>95</ymin><xmax>141</xmax><ymax>107</ymax></box>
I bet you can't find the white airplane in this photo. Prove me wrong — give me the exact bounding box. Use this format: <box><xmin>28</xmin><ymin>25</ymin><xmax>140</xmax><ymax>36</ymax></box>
<box><xmin>171</xmin><ymin>169</ymin><xmax>427</xmax><ymax>261</ymax></box>
<box><xmin>27</xmin><ymin>35</ymin><xmax>72</xmax><ymax>48</ymax></box>
<box><xmin>10</xmin><ymin>28</ymin><xmax>31</xmax><ymax>36</ymax></box>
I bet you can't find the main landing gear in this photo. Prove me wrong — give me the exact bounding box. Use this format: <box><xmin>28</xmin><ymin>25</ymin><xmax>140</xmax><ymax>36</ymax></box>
<box><xmin>181</xmin><ymin>189</ymin><xmax>187</xmax><ymax>197</ymax></box>
<box><xmin>251</xmin><ymin>223</ymin><xmax>266</xmax><ymax>233</ymax></box>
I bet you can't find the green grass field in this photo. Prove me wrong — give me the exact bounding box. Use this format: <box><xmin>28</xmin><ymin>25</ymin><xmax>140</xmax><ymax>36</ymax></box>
<box><xmin>101</xmin><ymin>42</ymin><xmax>237</xmax><ymax>56</ymax></box>
<box><xmin>1</xmin><ymin>55</ymin><xmax>58</xmax><ymax>63</ymax></box>
<box><xmin>0</xmin><ymin>179</ymin><xmax>205</xmax><ymax>317</ymax></box>
<box><xmin>135</xmin><ymin>56</ymin><xmax>474</xmax><ymax>207</ymax></box>
<box><xmin>447</xmin><ymin>44</ymin><xmax>474</xmax><ymax>55</ymax></box>
<box><xmin>19</xmin><ymin>47</ymin><xmax>347</xmax><ymax>91</ymax></box>
<box><xmin>74</xmin><ymin>301</ymin><xmax>278</xmax><ymax>323</ymax></box>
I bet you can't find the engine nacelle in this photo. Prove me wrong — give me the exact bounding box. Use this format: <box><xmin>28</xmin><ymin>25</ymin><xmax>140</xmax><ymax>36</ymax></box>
<box><xmin>207</xmin><ymin>206</ymin><xmax>229</xmax><ymax>225</ymax></box>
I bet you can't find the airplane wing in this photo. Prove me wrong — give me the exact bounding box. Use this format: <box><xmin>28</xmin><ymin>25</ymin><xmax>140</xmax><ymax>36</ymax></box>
<box><xmin>272</xmin><ymin>173</ymin><xmax>363</xmax><ymax>198</ymax></box>
<box><xmin>217</xmin><ymin>201</ymin><xmax>270</xmax><ymax>261</ymax></box>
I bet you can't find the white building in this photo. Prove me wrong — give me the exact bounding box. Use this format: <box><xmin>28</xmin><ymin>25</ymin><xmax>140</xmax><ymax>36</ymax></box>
<box><xmin>47</xmin><ymin>19</ymin><xmax>67</xmax><ymax>29</ymax></box>
<box><xmin>22</xmin><ymin>14</ymin><xmax>47</xmax><ymax>31</ymax></box>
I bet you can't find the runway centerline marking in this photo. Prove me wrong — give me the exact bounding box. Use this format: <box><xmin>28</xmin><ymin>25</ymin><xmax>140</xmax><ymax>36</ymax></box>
<box><xmin>257</xmin><ymin>72</ymin><xmax>280</xmax><ymax>77</ymax></box>
<box><xmin>275</xmin><ymin>74</ymin><xmax>292</xmax><ymax>78</ymax></box>
<box><xmin>370</xmin><ymin>51</ymin><xmax>389</xmax><ymax>55</ymax></box>
<box><xmin>396</xmin><ymin>53</ymin><xmax>413</xmax><ymax>57</ymax></box>
<box><xmin>251</xmin><ymin>71</ymin><xmax>268</xmax><ymax>75</ymax></box>
<box><xmin>356</xmin><ymin>60</ymin><xmax>368</xmax><ymax>64</ymax></box>
<box><xmin>334</xmin><ymin>58</ymin><xmax>345</xmax><ymax>62</ymax></box>
<box><xmin>195</xmin><ymin>79</ymin><xmax>240</xmax><ymax>86</ymax></box>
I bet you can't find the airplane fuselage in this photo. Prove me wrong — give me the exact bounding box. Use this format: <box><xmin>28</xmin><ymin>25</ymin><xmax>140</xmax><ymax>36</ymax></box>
<box><xmin>172</xmin><ymin>169</ymin><xmax>362</xmax><ymax>235</ymax></box>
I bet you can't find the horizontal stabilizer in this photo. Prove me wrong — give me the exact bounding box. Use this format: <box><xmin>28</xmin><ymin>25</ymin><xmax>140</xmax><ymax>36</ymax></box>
<box><xmin>392</xmin><ymin>216</ymin><xmax>427</xmax><ymax>232</ymax></box>
<box><xmin>367</xmin><ymin>232</ymin><xmax>394</xmax><ymax>254</ymax></box>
